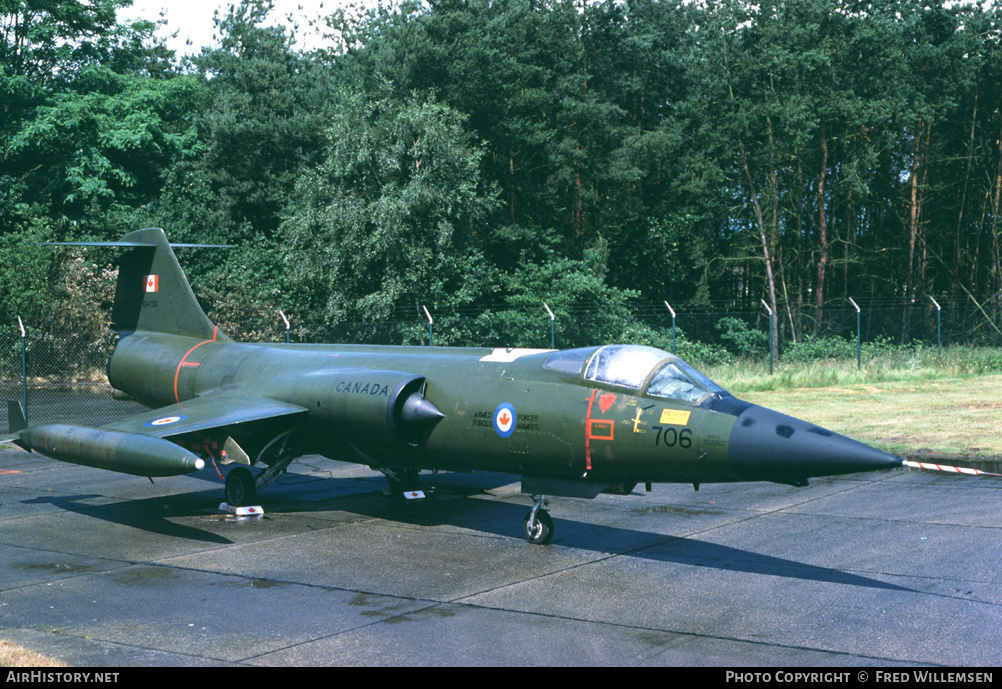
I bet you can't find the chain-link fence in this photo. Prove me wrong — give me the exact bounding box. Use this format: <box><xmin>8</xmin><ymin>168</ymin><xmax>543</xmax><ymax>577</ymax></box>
<box><xmin>3</xmin><ymin>297</ymin><xmax>1001</xmax><ymax>434</ymax></box>
<box><xmin>0</xmin><ymin>329</ymin><xmax>148</xmax><ymax>434</ymax></box>
<box><xmin>628</xmin><ymin>299</ymin><xmax>1001</xmax><ymax>351</ymax></box>
<box><xmin>219</xmin><ymin>298</ymin><xmax>1002</xmax><ymax>350</ymax></box>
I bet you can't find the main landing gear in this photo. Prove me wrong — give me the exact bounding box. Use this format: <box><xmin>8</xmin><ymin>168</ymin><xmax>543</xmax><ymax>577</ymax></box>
<box><xmin>225</xmin><ymin>466</ymin><xmax>257</xmax><ymax>506</ymax></box>
<box><xmin>223</xmin><ymin>430</ymin><xmax>297</xmax><ymax>507</ymax></box>
<box><xmin>378</xmin><ymin>467</ymin><xmax>422</xmax><ymax>499</ymax></box>
<box><xmin>523</xmin><ymin>495</ymin><xmax>553</xmax><ymax>545</ymax></box>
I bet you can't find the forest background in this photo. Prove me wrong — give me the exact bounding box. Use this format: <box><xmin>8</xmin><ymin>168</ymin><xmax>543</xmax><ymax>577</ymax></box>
<box><xmin>5</xmin><ymin>0</ymin><xmax>1002</xmax><ymax>367</ymax></box>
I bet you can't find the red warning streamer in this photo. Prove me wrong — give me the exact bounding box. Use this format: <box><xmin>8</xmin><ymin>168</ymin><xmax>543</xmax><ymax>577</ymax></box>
<box><xmin>903</xmin><ymin>460</ymin><xmax>1002</xmax><ymax>477</ymax></box>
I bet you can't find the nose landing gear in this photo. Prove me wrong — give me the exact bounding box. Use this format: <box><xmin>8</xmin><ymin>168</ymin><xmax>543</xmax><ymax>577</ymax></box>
<box><xmin>523</xmin><ymin>495</ymin><xmax>553</xmax><ymax>545</ymax></box>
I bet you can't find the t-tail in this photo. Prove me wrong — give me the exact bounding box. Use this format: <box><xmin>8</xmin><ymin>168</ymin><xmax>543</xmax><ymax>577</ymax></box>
<box><xmin>109</xmin><ymin>228</ymin><xmax>227</xmax><ymax>341</ymax></box>
<box><xmin>43</xmin><ymin>227</ymin><xmax>231</xmax><ymax>340</ymax></box>
<box><xmin>44</xmin><ymin>227</ymin><xmax>229</xmax><ymax>341</ymax></box>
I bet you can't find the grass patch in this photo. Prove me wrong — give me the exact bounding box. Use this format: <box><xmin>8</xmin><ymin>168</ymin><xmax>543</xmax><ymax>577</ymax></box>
<box><xmin>697</xmin><ymin>348</ymin><xmax>1002</xmax><ymax>458</ymax></box>
<box><xmin>716</xmin><ymin>370</ymin><xmax>1002</xmax><ymax>458</ymax></box>
<box><xmin>0</xmin><ymin>639</ymin><xmax>65</xmax><ymax>668</ymax></box>
<box><xmin>703</xmin><ymin>346</ymin><xmax>1002</xmax><ymax>394</ymax></box>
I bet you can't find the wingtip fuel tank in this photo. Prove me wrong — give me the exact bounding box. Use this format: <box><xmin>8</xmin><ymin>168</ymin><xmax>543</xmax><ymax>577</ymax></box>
<box><xmin>18</xmin><ymin>424</ymin><xmax>205</xmax><ymax>477</ymax></box>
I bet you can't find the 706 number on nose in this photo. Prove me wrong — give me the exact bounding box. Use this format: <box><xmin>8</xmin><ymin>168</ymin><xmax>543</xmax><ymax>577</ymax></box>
<box><xmin>653</xmin><ymin>425</ymin><xmax>692</xmax><ymax>448</ymax></box>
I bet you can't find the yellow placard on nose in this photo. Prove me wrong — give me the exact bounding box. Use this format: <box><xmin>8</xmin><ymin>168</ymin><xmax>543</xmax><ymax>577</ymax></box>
<box><xmin>659</xmin><ymin>409</ymin><xmax>691</xmax><ymax>426</ymax></box>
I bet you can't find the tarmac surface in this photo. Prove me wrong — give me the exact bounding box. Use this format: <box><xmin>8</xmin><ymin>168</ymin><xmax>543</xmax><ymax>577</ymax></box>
<box><xmin>0</xmin><ymin>446</ymin><xmax>999</xmax><ymax>667</ymax></box>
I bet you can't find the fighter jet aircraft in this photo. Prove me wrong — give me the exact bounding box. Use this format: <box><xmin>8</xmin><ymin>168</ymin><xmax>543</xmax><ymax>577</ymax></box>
<box><xmin>2</xmin><ymin>228</ymin><xmax>977</xmax><ymax>544</ymax></box>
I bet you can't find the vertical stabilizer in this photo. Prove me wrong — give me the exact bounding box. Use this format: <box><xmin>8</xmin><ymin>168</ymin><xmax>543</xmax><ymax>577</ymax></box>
<box><xmin>7</xmin><ymin>400</ymin><xmax>27</xmax><ymax>434</ymax></box>
<box><xmin>111</xmin><ymin>228</ymin><xmax>226</xmax><ymax>340</ymax></box>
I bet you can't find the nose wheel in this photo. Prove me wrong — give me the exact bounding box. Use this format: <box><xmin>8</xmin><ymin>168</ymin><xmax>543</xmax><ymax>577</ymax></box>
<box><xmin>523</xmin><ymin>496</ymin><xmax>554</xmax><ymax>545</ymax></box>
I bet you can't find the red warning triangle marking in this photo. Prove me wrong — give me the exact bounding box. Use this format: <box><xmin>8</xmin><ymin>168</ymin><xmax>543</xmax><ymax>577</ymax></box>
<box><xmin>599</xmin><ymin>393</ymin><xmax>617</xmax><ymax>414</ymax></box>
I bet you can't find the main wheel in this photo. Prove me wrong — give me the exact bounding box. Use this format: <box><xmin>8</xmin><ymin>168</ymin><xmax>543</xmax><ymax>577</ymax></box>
<box><xmin>523</xmin><ymin>508</ymin><xmax>554</xmax><ymax>545</ymax></box>
<box><xmin>386</xmin><ymin>467</ymin><xmax>420</xmax><ymax>498</ymax></box>
<box><xmin>225</xmin><ymin>466</ymin><xmax>257</xmax><ymax>507</ymax></box>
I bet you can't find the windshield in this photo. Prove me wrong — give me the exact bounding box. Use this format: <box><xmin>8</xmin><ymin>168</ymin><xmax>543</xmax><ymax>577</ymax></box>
<box><xmin>583</xmin><ymin>345</ymin><xmax>671</xmax><ymax>389</ymax></box>
<box><xmin>543</xmin><ymin>346</ymin><xmax>599</xmax><ymax>375</ymax></box>
<box><xmin>549</xmin><ymin>344</ymin><xmax>729</xmax><ymax>403</ymax></box>
<box><xmin>645</xmin><ymin>357</ymin><xmax>728</xmax><ymax>404</ymax></box>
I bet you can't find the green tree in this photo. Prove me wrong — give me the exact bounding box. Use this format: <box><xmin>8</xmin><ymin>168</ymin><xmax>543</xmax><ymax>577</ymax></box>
<box><xmin>156</xmin><ymin>0</ymin><xmax>333</xmax><ymax>246</ymax></box>
<box><xmin>1</xmin><ymin>0</ymin><xmax>183</xmax><ymax>236</ymax></box>
<box><xmin>8</xmin><ymin>66</ymin><xmax>204</xmax><ymax>235</ymax></box>
<box><xmin>279</xmin><ymin>91</ymin><xmax>499</xmax><ymax>329</ymax></box>
<box><xmin>0</xmin><ymin>0</ymin><xmax>159</xmax><ymax>85</ymax></box>
<box><xmin>0</xmin><ymin>0</ymin><xmax>187</xmax><ymax>327</ymax></box>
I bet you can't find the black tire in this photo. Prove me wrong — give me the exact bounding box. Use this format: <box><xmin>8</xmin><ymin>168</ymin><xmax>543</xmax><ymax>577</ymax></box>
<box><xmin>523</xmin><ymin>508</ymin><xmax>554</xmax><ymax>545</ymax></box>
<box><xmin>225</xmin><ymin>466</ymin><xmax>257</xmax><ymax>507</ymax></box>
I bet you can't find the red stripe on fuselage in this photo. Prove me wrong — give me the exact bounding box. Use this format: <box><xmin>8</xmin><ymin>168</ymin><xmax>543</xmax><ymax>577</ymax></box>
<box><xmin>584</xmin><ymin>388</ymin><xmax>597</xmax><ymax>471</ymax></box>
<box><xmin>174</xmin><ymin>339</ymin><xmax>213</xmax><ymax>404</ymax></box>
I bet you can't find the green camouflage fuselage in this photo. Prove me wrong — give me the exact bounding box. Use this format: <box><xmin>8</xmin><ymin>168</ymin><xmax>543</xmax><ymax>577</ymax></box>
<box><xmin>109</xmin><ymin>333</ymin><xmax>740</xmax><ymax>484</ymax></box>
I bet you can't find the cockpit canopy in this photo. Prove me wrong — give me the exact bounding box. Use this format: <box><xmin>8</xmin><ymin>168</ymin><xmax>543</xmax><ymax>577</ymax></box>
<box><xmin>544</xmin><ymin>344</ymin><xmax>728</xmax><ymax>405</ymax></box>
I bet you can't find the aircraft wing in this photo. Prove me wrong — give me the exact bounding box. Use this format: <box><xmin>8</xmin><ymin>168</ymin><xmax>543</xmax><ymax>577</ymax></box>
<box><xmin>3</xmin><ymin>394</ymin><xmax>310</xmax><ymax>477</ymax></box>
<box><xmin>101</xmin><ymin>395</ymin><xmax>310</xmax><ymax>439</ymax></box>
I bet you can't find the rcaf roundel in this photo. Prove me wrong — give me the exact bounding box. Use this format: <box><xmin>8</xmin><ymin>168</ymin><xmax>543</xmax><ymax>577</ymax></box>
<box><xmin>144</xmin><ymin>414</ymin><xmax>187</xmax><ymax>427</ymax></box>
<box><xmin>144</xmin><ymin>274</ymin><xmax>159</xmax><ymax>293</ymax></box>
<box><xmin>493</xmin><ymin>403</ymin><xmax>516</xmax><ymax>438</ymax></box>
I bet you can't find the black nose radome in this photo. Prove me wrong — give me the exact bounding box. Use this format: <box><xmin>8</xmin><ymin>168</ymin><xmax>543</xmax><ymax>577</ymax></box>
<box><xmin>727</xmin><ymin>403</ymin><xmax>902</xmax><ymax>483</ymax></box>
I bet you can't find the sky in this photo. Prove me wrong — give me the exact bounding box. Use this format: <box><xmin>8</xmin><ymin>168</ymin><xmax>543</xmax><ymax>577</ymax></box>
<box><xmin>117</xmin><ymin>0</ymin><xmax>360</xmax><ymax>55</ymax></box>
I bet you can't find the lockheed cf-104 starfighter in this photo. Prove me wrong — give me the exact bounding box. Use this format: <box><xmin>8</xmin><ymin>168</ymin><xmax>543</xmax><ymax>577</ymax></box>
<box><xmin>4</xmin><ymin>228</ymin><xmax>976</xmax><ymax>544</ymax></box>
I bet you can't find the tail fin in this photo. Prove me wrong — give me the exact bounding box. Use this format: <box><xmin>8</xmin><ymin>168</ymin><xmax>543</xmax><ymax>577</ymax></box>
<box><xmin>110</xmin><ymin>228</ymin><xmax>228</xmax><ymax>340</ymax></box>
<box><xmin>4</xmin><ymin>400</ymin><xmax>28</xmax><ymax>448</ymax></box>
<box><xmin>8</xmin><ymin>400</ymin><xmax>27</xmax><ymax>433</ymax></box>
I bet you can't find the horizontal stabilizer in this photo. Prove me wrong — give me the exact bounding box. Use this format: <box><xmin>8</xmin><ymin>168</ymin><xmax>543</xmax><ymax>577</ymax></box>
<box><xmin>42</xmin><ymin>242</ymin><xmax>231</xmax><ymax>248</ymax></box>
<box><xmin>41</xmin><ymin>234</ymin><xmax>231</xmax><ymax>249</ymax></box>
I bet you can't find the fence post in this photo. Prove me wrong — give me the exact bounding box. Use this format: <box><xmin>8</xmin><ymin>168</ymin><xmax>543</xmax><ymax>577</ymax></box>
<box><xmin>278</xmin><ymin>309</ymin><xmax>290</xmax><ymax>343</ymax></box>
<box><xmin>761</xmin><ymin>300</ymin><xmax>773</xmax><ymax>375</ymax></box>
<box><xmin>929</xmin><ymin>296</ymin><xmax>941</xmax><ymax>356</ymax></box>
<box><xmin>664</xmin><ymin>301</ymin><xmax>676</xmax><ymax>355</ymax></box>
<box><xmin>18</xmin><ymin>316</ymin><xmax>27</xmax><ymax>424</ymax></box>
<box><xmin>422</xmin><ymin>305</ymin><xmax>433</xmax><ymax>346</ymax></box>
<box><xmin>849</xmin><ymin>298</ymin><xmax>861</xmax><ymax>370</ymax></box>
<box><xmin>543</xmin><ymin>302</ymin><xmax>555</xmax><ymax>349</ymax></box>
